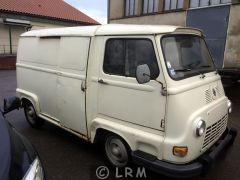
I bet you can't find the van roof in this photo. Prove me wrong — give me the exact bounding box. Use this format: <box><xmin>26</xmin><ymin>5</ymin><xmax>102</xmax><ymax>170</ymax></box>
<box><xmin>21</xmin><ymin>24</ymin><xmax>202</xmax><ymax>37</ymax></box>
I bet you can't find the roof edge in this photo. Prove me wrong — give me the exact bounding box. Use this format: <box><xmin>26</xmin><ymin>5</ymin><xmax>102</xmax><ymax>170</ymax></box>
<box><xmin>20</xmin><ymin>25</ymin><xmax>204</xmax><ymax>38</ymax></box>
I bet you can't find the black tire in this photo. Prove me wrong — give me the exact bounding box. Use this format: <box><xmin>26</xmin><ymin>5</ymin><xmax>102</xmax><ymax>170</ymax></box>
<box><xmin>104</xmin><ymin>135</ymin><xmax>130</xmax><ymax>167</ymax></box>
<box><xmin>229</xmin><ymin>128</ymin><xmax>238</xmax><ymax>146</ymax></box>
<box><xmin>24</xmin><ymin>102</ymin><xmax>44</xmax><ymax>128</ymax></box>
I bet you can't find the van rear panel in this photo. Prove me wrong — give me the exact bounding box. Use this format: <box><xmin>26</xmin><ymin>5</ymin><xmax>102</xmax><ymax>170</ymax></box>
<box><xmin>17</xmin><ymin>36</ymin><xmax>91</xmax><ymax>135</ymax></box>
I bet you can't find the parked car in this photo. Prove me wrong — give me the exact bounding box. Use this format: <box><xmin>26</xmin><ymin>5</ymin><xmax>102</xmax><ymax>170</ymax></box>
<box><xmin>0</xmin><ymin>97</ymin><xmax>44</xmax><ymax>180</ymax></box>
<box><xmin>16</xmin><ymin>24</ymin><xmax>237</xmax><ymax>178</ymax></box>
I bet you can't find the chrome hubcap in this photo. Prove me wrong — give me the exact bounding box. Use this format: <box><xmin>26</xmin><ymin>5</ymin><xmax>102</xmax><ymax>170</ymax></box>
<box><xmin>111</xmin><ymin>144</ymin><xmax>121</xmax><ymax>157</ymax></box>
<box><xmin>26</xmin><ymin>106</ymin><xmax>36</xmax><ymax>124</ymax></box>
<box><xmin>105</xmin><ymin>137</ymin><xmax>128</xmax><ymax>167</ymax></box>
<box><xmin>28</xmin><ymin>109</ymin><xmax>34</xmax><ymax>116</ymax></box>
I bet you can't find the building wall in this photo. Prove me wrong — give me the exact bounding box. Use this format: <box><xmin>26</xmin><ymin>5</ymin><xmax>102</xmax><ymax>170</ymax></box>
<box><xmin>109</xmin><ymin>0</ymin><xmax>187</xmax><ymax>26</ymax></box>
<box><xmin>0</xmin><ymin>22</ymin><xmax>11</xmax><ymax>54</ymax></box>
<box><xmin>10</xmin><ymin>26</ymin><xmax>26</xmax><ymax>53</ymax></box>
<box><xmin>0</xmin><ymin>56</ymin><xmax>16</xmax><ymax>70</ymax></box>
<box><xmin>110</xmin><ymin>11</ymin><xmax>186</xmax><ymax>26</ymax></box>
<box><xmin>224</xmin><ymin>4</ymin><xmax>240</xmax><ymax>68</ymax></box>
<box><xmin>30</xmin><ymin>21</ymin><xmax>65</xmax><ymax>30</ymax></box>
<box><xmin>109</xmin><ymin>0</ymin><xmax>125</xmax><ymax>20</ymax></box>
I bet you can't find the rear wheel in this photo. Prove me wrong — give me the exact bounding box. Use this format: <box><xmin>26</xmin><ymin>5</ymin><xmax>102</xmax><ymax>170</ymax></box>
<box><xmin>104</xmin><ymin>135</ymin><xmax>130</xmax><ymax>167</ymax></box>
<box><xmin>24</xmin><ymin>102</ymin><xmax>44</xmax><ymax>128</ymax></box>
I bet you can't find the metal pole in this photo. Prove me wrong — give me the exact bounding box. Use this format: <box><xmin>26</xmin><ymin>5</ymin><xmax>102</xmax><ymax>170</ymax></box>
<box><xmin>9</xmin><ymin>26</ymin><xmax>12</xmax><ymax>54</ymax></box>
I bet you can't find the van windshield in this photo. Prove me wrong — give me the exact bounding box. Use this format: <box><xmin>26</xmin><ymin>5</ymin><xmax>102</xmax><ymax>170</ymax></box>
<box><xmin>161</xmin><ymin>34</ymin><xmax>215</xmax><ymax>80</ymax></box>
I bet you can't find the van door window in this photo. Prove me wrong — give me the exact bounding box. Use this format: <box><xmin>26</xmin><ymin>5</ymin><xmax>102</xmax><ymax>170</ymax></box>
<box><xmin>103</xmin><ymin>39</ymin><xmax>125</xmax><ymax>76</ymax></box>
<box><xmin>103</xmin><ymin>39</ymin><xmax>159</xmax><ymax>79</ymax></box>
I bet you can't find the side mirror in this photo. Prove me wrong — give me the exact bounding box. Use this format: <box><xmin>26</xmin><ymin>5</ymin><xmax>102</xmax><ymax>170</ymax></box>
<box><xmin>136</xmin><ymin>64</ymin><xmax>151</xmax><ymax>84</ymax></box>
<box><xmin>3</xmin><ymin>97</ymin><xmax>21</xmax><ymax>115</ymax></box>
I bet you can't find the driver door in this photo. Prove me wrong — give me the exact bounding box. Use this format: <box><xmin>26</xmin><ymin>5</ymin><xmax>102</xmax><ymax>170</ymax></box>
<box><xmin>97</xmin><ymin>36</ymin><xmax>166</xmax><ymax>131</ymax></box>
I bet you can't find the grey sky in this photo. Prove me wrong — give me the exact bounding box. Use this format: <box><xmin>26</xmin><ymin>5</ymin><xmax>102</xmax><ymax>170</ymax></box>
<box><xmin>64</xmin><ymin>0</ymin><xmax>107</xmax><ymax>24</ymax></box>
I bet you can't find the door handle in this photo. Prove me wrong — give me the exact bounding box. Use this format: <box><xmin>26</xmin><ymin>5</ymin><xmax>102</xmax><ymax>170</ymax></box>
<box><xmin>81</xmin><ymin>81</ymin><xmax>86</xmax><ymax>92</ymax></box>
<box><xmin>98</xmin><ymin>79</ymin><xmax>108</xmax><ymax>85</ymax></box>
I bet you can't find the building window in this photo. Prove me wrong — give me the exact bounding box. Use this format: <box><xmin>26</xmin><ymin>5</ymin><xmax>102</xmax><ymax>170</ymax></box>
<box><xmin>125</xmin><ymin>0</ymin><xmax>139</xmax><ymax>16</ymax></box>
<box><xmin>143</xmin><ymin>0</ymin><xmax>160</xmax><ymax>14</ymax></box>
<box><xmin>190</xmin><ymin>0</ymin><xmax>231</xmax><ymax>8</ymax></box>
<box><xmin>104</xmin><ymin>39</ymin><xmax>159</xmax><ymax>79</ymax></box>
<box><xmin>164</xmin><ymin>0</ymin><xmax>184</xmax><ymax>11</ymax></box>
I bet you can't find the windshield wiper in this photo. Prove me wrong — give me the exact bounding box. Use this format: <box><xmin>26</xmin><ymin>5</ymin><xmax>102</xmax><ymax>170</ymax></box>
<box><xmin>174</xmin><ymin>68</ymin><xmax>192</xmax><ymax>72</ymax></box>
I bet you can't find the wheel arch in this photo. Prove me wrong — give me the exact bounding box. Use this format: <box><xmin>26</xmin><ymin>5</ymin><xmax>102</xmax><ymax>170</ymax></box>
<box><xmin>17</xmin><ymin>89</ymin><xmax>41</xmax><ymax>114</ymax></box>
<box><xmin>93</xmin><ymin>127</ymin><xmax>133</xmax><ymax>152</ymax></box>
<box><xmin>90</xmin><ymin>118</ymin><xmax>165</xmax><ymax>160</ymax></box>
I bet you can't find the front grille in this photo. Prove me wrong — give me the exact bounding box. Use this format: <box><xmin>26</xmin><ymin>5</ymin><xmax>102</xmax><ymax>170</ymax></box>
<box><xmin>202</xmin><ymin>114</ymin><xmax>228</xmax><ymax>149</ymax></box>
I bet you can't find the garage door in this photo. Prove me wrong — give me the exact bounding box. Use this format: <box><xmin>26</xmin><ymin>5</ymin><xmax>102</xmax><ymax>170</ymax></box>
<box><xmin>187</xmin><ymin>5</ymin><xmax>230</xmax><ymax>69</ymax></box>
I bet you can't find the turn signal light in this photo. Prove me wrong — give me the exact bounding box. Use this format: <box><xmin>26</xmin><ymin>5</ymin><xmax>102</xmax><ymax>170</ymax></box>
<box><xmin>173</xmin><ymin>146</ymin><xmax>188</xmax><ymax>157</ymax></box>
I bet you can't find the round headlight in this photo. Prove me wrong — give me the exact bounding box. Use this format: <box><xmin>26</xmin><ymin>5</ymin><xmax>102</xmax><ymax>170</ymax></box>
<box><xmin>196</xmin><ymin>119</ymin><xmax>206</xmax><ymax>137</ymax></box>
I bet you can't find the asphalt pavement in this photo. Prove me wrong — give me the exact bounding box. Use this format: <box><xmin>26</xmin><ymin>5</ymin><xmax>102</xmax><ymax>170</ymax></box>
<box><xmin>0</xmin><ymin>70</ymin><xmax>239</xmax><ymax>180</ymax></box>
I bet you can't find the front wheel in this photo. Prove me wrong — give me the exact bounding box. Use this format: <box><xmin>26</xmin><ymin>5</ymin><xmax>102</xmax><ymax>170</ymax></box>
<box><xmin>24</xmin><ymin>102</ymin><xmax>44</xmax><ymax>128</ymax></box>
<box><xmin>104</xmin><ymin>135</ymin><xmax>130</xmax><ymax>167</ymax></box>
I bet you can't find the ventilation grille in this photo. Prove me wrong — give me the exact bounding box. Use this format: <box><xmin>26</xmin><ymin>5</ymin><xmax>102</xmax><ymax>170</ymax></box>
<box><xmin>205</xmin><ymin>86</ymin><xmax>223</xmax><ymax>104</ymax></box>
<box><xmin>215</xmin><ymin>86</ymin><xmax>223</xmax><ymax>96</ymax></box>
<box><xmin>202</xmin><ymin>114</ymin><xmax>228</xmax><ymax>149</ymax></box>
<box><xmin>205</xmin><ymin>89</ymin><xmax>212</xmax><ymax>104</ymax></box>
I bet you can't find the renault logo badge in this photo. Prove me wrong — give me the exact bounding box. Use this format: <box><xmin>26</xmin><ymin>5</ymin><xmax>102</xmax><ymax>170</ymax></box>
<box><xmin>212</xmin><ymin>88</ymin><xmax>217</xmax><ymax>97</ymax></box>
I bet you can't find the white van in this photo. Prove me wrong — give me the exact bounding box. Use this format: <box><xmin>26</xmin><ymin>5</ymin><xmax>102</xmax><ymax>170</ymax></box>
<box><xmin>16</xmin><ymin>24</ymin><xmax>237</xmax><ymax>178</ymax></box>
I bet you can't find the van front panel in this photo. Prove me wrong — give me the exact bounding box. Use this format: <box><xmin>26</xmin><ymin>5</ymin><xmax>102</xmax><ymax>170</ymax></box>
<box><xmin>157</xmin><ymin>34</ymin><xmax>229</xmax><ymax>163</ymax></box>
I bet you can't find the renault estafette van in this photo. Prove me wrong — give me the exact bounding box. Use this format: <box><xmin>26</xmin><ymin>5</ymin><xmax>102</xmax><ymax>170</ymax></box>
<box><xmin>16</xmin><ymin>25</ymin><xmax>237</xmax><ymax>178</ymax></box>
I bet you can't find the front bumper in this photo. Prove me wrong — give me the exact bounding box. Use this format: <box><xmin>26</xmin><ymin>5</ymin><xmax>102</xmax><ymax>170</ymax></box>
<box><xmin>132</xmin><ymin>128</ymin><xmax>237</xmax><ymax>178</ymax></box>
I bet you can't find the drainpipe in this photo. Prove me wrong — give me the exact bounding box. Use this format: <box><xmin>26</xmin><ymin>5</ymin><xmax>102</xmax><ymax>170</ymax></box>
<box><xmin>8</xmin><ymin>25</ymin><xmax>12</xmax><ymax>55</ymax></box>
<box><xmin>107</xmin><ymin>0</ymin><xmax>110</xmax><ymax>24</ymax></box>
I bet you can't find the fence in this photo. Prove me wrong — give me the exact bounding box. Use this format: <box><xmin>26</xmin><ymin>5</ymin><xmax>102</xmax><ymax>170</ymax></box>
<box><xmin>0</xmin><ymin>45</ymin><xmax>18</xmax><ymax>55</ymax></box>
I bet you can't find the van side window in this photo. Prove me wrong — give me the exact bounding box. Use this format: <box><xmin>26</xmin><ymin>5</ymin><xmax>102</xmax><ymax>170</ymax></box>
<box><xmin>104</xmin><ymin>39</ymin><xmax>125</xmax><ymax>76</ymax></box>
<box><xmin>104</xmin><ymin>39</ymin><xmax>159</xmax><ymax>79</ymax></box>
